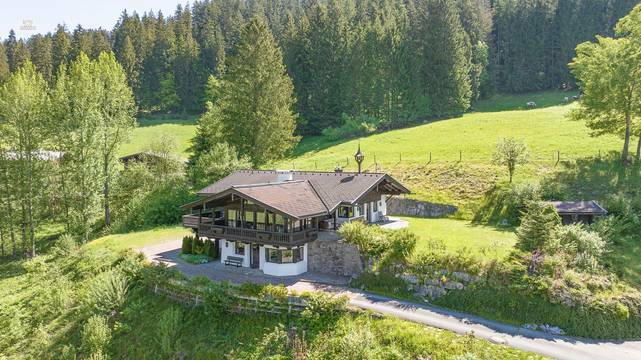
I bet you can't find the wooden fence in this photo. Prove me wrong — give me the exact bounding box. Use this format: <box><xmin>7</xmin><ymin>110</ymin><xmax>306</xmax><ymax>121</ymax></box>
<box><xmin>152</xmin><ymin>283</ymin><xmax>308</xmax><ymax>315</ymax></box>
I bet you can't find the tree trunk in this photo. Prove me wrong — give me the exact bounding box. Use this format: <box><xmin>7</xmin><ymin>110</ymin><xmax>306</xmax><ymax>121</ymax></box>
<box><xmin>636</xmin><ymin>135</ymin><xmax>641</xmax><ymax>162</ymax></box>
<box><xmin>1</xmin><ymin>226</ymin><xmax>4</xmax><ymax>257</ymax></box>
<box><xmin>103</xmin><ymin>159</ymin><xmax>110</xmax><ymax>227</ymax></box>
<box><xmin>622</xmin><ymin>113</ymin><xmax>632</xmax><ymax>165</ymax></box>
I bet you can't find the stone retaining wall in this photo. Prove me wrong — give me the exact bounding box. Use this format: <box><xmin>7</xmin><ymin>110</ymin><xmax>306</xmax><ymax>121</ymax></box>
<box><xmin>307</xmin><ymin>238</ymin><xmax>364</xmax><ymax>277</ymax></box>
<box><xmin>387</xmin><ymin>197</ymin><xmax>457</xmax><ymax>217</ymax></box>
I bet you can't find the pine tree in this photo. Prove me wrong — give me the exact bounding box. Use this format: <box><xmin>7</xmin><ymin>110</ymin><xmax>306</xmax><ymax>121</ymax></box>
<box><xmin>52</xmin><ymin>25</ymin><xmax>72</xmax><ymax>75</ymax></box>
<box><xmin>4</xmin><ymin>30</ymin><xmax>17</xmax><ymax>72</ymax></box>
<box><xmin>92</xmin><ymin>30</ymin><xmax>112</xmax><ymax>59</ymax></box>
<box><xmin>71</xmin><ymin>25</ymin><xmax>94</xmax><ymax>60</ymax></box>
<box><xmin>196</xmin><ymin>18</ymin><xmax>299</xmax><ymax>166</ymax></box>
<box><xmin>173</xmin><ymin>5</ymin><xmax>203</xmax><ymax>112</ymax></box>
<box><xmin>419</xmin><ymin>0</ymin><xmax>472</xmax><ymax>116</ymax></box>
<box><xmin>10</xmin><ymin>41</ymin><xmax>31</xmax><ymax>72</ymax></box>
<box><xmin>27</xmin><ymin>34</ymin><xmax>54</xmax><ymax>83</ymax></box>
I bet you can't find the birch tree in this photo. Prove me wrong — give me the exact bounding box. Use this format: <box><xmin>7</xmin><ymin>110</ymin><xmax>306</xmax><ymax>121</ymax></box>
<box><xmin>95</xmin><ymin>52</ymin><xmax>136</xmax><ymax>227</ymax></box>
<box><xmin>0</xmin><ymin>62</ymin><xmax>51</xmax><ymax>257</ymax></box>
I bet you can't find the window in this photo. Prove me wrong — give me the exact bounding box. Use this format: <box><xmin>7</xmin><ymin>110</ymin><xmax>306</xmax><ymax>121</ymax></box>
<box><xmin>228</xmin><ymin>210</ymin><xmax>237</xmax><ymax>227</ymax></box>
<box><xmin>267</xmin><ymin>248</ymin><xmax>279</xmax><ymax>263</ymax></box>
<box><xmin>256</xmin><ymin>212</ymin><xmax>266</xmax><ymax>230</ymax></box>
<box><xmin>244</xmin><ymin>211</ymin><xmax>254</xmax><ymax>229</ymax></box>
<box><xmin>338</xmin><ymin>206</ymin><xmax>353</xmax><ymax>218</ymax></box>
<box><xmin>275</xmin><ymin>214</ymin><xmax>284</xmax><ymax>232</ymax></box>
<box><xmin>265</xmin><ymin>247</ymin><xmax>304</xmax><ymax>263</ymax></box>
<box><xmin>234</xmin><ymin>242</ymin><xmax>245</xmax><ymax>256</ymax></box>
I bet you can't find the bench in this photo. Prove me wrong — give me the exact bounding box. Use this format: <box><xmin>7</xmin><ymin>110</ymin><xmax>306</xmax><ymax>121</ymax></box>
<box><xmin>224</xmin><ymin>256</ymin><xmax>243</xmax><ymax>267</ymax></box>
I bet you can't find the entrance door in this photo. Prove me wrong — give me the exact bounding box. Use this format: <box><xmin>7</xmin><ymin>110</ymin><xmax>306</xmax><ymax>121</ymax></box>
<box><xmin>365</xmin><ymin>203</ymin><xmax>371</xmax><ymax>223</ymax></box>
<box><xmin>251</xmin><ymin>244</ymin><xmax>260</xmax><ymax>269</ymax></box>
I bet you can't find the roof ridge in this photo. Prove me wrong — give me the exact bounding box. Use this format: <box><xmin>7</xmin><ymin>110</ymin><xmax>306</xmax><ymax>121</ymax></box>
<box><xmin>231</xmin><ymin>180</ymin><xmax>306</xmax><ymax>189</ymax></box>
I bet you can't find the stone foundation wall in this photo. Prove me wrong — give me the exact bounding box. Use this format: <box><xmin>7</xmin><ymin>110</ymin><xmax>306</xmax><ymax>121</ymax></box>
<box><xmin>387</xmin><ymin>197</ymin><xmax>457</xmax><ymax>217</ymax></box>
<box><xmin>307</xmin><ymin>238</ymin><xmax>364</xmax><ymax>277</ymax></box>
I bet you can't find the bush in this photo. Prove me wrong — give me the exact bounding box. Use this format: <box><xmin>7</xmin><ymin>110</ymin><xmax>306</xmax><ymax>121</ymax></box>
<box><xmin>81</xmin><ymin>315</ymin><xmax>111</xmax><ymax>358</ymax></box>
<box><xmin>155</xmin><ymin>306</ymin><xmax>183</xmax><ymax>357</ymax></box>
<box><xmin>321</xmin><ymin>113</ymin><xmax>379</xmax><ymax>141</ymax></box>
<box><xmin>557</xmin><ymin>225</ymin><xmax>607</xmax><ymax>273</ymax></box>
<box><xmin>192</xmin><ymin>237</ymin><xmax>205</xmax><ymax>255</ymax></box>
<box><xmin>204</xmin><ymin>239</ymin><xmax>218</xmax><ymax>258</ymax></box>
<box><xmin>85</xmin><ymin>270</ymin><xmax>130</xmax><ymax>314</ymax></box>
<box><xmin>300</xmin><ymin>292</ymin><xmax>348</xmax><ymax>331</ymax></box>
<box><xmin>203</xmin><ymin>282</ymin><xmax>234</xmax><ymax>319</ymax></box>
<box><xmin>53</xmin><ymin>234</ymin><xmax>79</xmax><ymax>256</ymax></box>
<box><xmin>181</xmin><ymin>235</ymin><xmax>194</xmax><ymax>254</ymax></box>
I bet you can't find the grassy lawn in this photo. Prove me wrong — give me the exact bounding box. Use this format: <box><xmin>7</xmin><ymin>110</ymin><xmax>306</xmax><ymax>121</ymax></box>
<box><xmin>403</xmin><ymin>217</ymin><xmax>517</xmax><ymax>260</ymax></box>
<box><xmin>119</xmin><ymin>115</ymin><xmax>197</xmax><ymax>158</ymax></box>
<box><xmin>85</xmin><ymin>226</ymin><xmax>190</xmax><ymax>252</ymax></box>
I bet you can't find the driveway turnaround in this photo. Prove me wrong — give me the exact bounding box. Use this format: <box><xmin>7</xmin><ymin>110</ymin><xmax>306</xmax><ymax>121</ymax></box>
<box><xmin>141</xmin><ymin>241</ymin><xmax>641</xmax><ymax>360</ymax></box>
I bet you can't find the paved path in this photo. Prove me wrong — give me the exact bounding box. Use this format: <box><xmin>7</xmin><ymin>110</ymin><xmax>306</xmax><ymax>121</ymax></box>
<box><xmin>141</xmin><ymin>241</ymin><xmax>641</xmax><ymax>360</ymax></box>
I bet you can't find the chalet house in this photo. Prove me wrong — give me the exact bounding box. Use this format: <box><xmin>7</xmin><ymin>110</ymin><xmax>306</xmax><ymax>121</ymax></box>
<box><xmin>181</xmin><ymin>166</ymin><xmax>410</xmax><ymax>277</ymax></box>
<box><xmin>550</xmin><ymin>201</ymin><xmax>607</xmax><ymax>225</ymax></box>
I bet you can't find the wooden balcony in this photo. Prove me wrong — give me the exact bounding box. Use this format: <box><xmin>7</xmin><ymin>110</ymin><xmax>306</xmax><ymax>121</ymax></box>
<box><xmin>182</xmin><ymin>215</ymin><xmax>318</xmax><ymax>246</ymax></box>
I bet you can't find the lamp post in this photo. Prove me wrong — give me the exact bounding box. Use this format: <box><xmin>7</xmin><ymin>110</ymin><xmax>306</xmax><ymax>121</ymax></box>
<box><xmin>354</xmin><ymin>143</ymin><xmax>364</xmax><ymax>173</ymax></box>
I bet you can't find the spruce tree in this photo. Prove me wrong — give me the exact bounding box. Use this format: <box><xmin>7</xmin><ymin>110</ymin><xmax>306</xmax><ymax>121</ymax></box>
<box><xmin>196</xmin><ymin>18</ymin><xmax>299</xmax><ymax>166</ymax></box>
<box><xmin>52</xmin><ymin>25</ymin><xmax>72</xmax><ymax>75</ymax></box>
<box><xmin>27</xmin><ymin>34</ymin><xmax>54</xmax><ymax>83</ymax></box>
<box><xmin>419</xmin><ymin>0</ymin><xmax>472</xmax><ymax>116</ymax></box>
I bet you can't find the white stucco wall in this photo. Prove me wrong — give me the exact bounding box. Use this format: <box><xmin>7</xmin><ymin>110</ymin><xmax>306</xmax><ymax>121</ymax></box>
<box><xmin>259</xmin><ymin>244</ymin><xmax>308</xmax><ymax>276</ymax></box>
<box><xmin>219</xmin><ymin>239</ymin><xmax>250</xmax><ymax>267</ymax></box>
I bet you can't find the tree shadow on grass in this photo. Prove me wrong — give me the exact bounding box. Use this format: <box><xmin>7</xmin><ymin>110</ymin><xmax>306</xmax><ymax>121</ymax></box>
<box><xmin>541</xmin><ymin>153</ymin><xmax>641</xmax><ymax>200</ymax></box>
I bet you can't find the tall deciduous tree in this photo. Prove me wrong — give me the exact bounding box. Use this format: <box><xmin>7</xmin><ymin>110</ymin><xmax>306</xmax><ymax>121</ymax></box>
<box><xmin>95</xmin><ymin>53</ymin><xmax>137</xmax><ymax>227</ymax></box>
<box><xmin>198</xmin><ymin>18</ymin><xmax>299</xmax><ymax>166</ymax></box>
<box><xmin>0</xmin><ymin>43</ymin><xmax>9</xmax><ymax>84</ymax></box>
<box><xmin>0</xmin><ymin>62</ymin><xmax>51</xmax><ymax>257</ymax></box>
<box><xmin>52</xmin><ymin>54</ymin><xmax>103</xmax><ymax>242</ymax></box>
<box><xmin>570</xmin><ymin>35</ymin><xmax>641</xmax><ymax>165</ymax></box>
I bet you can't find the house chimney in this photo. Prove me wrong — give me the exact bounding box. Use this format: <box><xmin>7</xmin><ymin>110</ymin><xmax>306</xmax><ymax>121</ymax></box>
<box><xmin>276</xmin><ymin>170</ymin><xmax>294</xmax><ymax>182</ymax></box>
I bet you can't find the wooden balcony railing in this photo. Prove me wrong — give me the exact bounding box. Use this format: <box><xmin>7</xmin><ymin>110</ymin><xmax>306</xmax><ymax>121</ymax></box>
<box><xmin>182</xmin><ymin>215</ymin><xmax>317</xmax><ymax>246</ymax></box>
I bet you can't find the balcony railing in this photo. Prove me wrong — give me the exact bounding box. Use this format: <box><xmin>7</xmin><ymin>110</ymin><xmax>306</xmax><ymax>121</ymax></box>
<box><xmin>182</xmin><ymin>215</ymin><xmax>317</xmax><ymax>246</ymax></box>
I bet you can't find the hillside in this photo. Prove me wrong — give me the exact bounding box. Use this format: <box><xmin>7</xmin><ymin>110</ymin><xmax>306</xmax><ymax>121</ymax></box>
<box><xmin>124</xmin><ymin>92</ymin><xmax>621</xmax><ymax>207</ymax></box>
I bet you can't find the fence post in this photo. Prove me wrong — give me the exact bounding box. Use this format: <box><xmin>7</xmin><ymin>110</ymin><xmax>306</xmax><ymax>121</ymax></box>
<box><xmin>429</xmin><ymin>152</ymin><xmax>432</xmax><ymax>164</ymax></box>
<box><xmin>556</xmin><ymin>150</ymin><xmax>560</xmax><ymax>166</ymax></box>
<box><xmin>399</xmin><ymin>153</ymin><xmax>402</xmax><ymax>163</ymax></box>
<box><xmin>459</xmin><ymin>150</ymin><xmax>462</xmax><ymax>162</ymax></box>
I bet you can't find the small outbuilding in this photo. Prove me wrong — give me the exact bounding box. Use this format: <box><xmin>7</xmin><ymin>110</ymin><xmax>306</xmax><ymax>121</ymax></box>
<box><xmin>550</xmin><ymin>201</ymin><xmax>607</xmax><ymax>225</ymax></box>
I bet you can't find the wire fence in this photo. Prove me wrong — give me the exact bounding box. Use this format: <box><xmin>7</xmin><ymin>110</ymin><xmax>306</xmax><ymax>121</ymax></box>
<box><xmin>286</xmin><ymin>149</ymin><xmax>619</xmax><ymax>173</ymax></box>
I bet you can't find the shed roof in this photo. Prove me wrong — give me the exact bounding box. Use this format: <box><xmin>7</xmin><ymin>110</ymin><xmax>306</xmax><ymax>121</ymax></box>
<box><xmin>550</xmin><ymin>201</ymin><xmax>607</xmax><ymax>215</ymax></box>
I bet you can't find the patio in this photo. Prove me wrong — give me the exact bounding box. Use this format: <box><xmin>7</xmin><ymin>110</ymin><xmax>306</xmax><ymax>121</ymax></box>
<box><xmin>140</xmin><ymin>240</ymin><xmax>350</xmax><ymax>287</ymax></box>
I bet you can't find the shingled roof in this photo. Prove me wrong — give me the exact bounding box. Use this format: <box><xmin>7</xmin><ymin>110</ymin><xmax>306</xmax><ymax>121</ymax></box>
<box><xmin>189</xmin><ymin>170</ymin><xmax>410</xmax><ymax>217</ymax></box>
<box><xmin>550</xmin><ymin>201</ymin><xmax>607</xmax><ymax>215</ymax></box>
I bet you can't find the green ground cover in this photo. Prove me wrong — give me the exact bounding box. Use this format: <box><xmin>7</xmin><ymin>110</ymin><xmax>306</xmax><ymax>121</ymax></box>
<box><xmin>118</xmin><ymin>115</ymin><xmax>197</xmax><ymax>158</ymax></box>
<box><xmin>404</xmin><ymin>217</ymin><xmax>517</xmax><ymax>260</ymax></box>
<box><xmin>85</xmin><ymin>226</ymin><xmax>189</xmax><ymax>252</ymax></box>
<box><xmin>0</xmin><ymin>238</ymin><xmax>542</xmax><ymax>359</ymax></box>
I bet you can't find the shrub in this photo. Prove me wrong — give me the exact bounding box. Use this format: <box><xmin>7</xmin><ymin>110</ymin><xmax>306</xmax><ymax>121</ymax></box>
<box><xmin>260</xmin><ymin>284</ymin><xmax>289</xmax><ymax>301</ymax></box>
<box><xmin>85</xmin><ymin>270</ymin><xmax>130</xmax><ymax>314</ymax></box>
<box><xmin>516</xmin><ymin>201</ymin><xmax>560</xmax><ymax>251</ymax></box>
<box><xmin>203</xmin><ymin>282</ymin><xmax>234</xmax><ymax>318</ymax></box>
<box><xmin>53</xmin><ymin>234</ymin><xmax>79</xmax><ymax>256</ymax></box>
<box><xmin>192</xmin><ymin>237</ymin><xmax>205</xmax><ymax>255</ymax></box>
<box><xmin>81</xmin><ymin>315</ymin><xmax>111</xmax><ymax>358</ymax></box>
<box><xmin>155</xmin><ymin>306</ymin><xmax>183</xmax><ymax>357</ymax></box>
<box><xmin>557</xmin><ymin>225</ymin><xmax>607</xmax><ymax>273</ymax></box>
<box><xmin>181</xmin><ymin>235</ymin><xmax>194</xmax><ymax>254</ymax></box>
<box><xmin>204</xmin><ymin>239</ymin><xmax>218</xmax><ymax>258</ymax></box>
<box><xmin>300</xmin><ymin>292</ymin><xmax>348</xmax><ymax>331</ymax></box>
<box><xmin>321</xmin><ymin>113</ymin><xmax>379</xmax><ymax>141</ymax></box>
